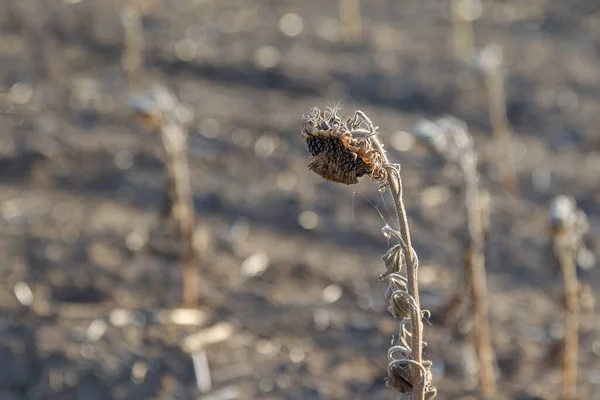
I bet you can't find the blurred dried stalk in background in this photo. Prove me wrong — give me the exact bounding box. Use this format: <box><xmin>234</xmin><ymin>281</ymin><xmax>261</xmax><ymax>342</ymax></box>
<box><xmin>301</xmin><ymin>106</ymin><xmax>436</xmax><ymax>399</ymax></box>
<box><xmin>131</xmin><ymin>86</ymin><xmax>199</xmax><ymax>308</ymax></box>
<box><xmin>121</xmin><ymin>1</ymin><xmax>199</xmax><ymax>307</ymax></box>
<box><xmin>120</xmin><ymin>0</ymin><xmax>146</xmax><ymax>91</ymax></box>
<box><xmin>339</xmin><ymin>0</ymin><xmax>362</xmax><ymax>43</ymax></box>
<box><xmin>413</xmin><ymin>116</ymin><xmax>497</xmax><ymax>396</ymax></box>
<box><xmin>449</xmin><ymin>0</ymin><xmax>479</xmax><ymax>61</ymax></box>
<box><xmin>549</xmin><ymin>196</ymin><xmax>590</xmax><ymax>400</ymax></box>
<box><xmin>477</xmin><ymin>45</ymin><xmax>518</xmax><ymax>194</ymax></box>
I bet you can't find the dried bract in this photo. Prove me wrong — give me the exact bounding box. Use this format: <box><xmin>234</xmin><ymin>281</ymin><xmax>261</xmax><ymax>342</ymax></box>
<box><xmin>379</xmin><ymin>243</ymin><xmax>403</xmax><ymax>280</ymax></box>
<box><xmin>422</xmin><ymin>361</ymin><xmax>438</xmax><ymax>400</ymax></box>
<box><xmin>386</xmin><ymin>359</ymin><xmax>413</xmax><ymax>393</ymax></box>
<box><xmin>387</xmin><ymin>346</ymin><xmax>437</xmax><ymax>399</ymax></box>
<box><xmin>385</xmin><ymin>273</ymin><xmax>411</xmax><ymax>319</ymax></box>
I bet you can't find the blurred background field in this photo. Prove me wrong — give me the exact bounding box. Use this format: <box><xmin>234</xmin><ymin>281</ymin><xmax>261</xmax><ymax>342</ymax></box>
<box><xmin>0</xmin><ymin>0</ymin><xmax>599</xmax><ymax>399</ymax></box>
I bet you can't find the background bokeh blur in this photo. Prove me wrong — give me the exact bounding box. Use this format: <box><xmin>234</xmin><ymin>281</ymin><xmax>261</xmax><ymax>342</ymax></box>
<box><xmin>0</xmin><ymin>0</ymin><xmax>599</xmax><ymax>399</ymax></box>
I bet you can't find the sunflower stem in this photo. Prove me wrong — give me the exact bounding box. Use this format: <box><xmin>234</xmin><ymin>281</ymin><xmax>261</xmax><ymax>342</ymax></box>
<box><xmin>371</xmin><ymin>135</ymin><xmax>425</xmax><ymax>400</ymax></box>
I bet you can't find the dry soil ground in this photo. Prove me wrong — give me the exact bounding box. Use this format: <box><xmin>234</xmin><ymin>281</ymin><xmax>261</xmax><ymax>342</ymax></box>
<box><xmin>0</xmin><ymin>0</ymin><xmax>599</xmax><ymax>399</ymax></box>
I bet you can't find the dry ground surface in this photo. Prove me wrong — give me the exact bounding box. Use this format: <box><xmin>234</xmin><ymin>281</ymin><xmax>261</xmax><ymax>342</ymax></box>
<box><xmin>0</xmin><ymin>0</ymin><xmax>599</xmax><ymax>399</ymax></box>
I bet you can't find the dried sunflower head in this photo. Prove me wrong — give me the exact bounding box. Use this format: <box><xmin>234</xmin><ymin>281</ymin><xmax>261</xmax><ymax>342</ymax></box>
<box><xmin>301</xmin><ymin>107</ymin><xmax>385</xmax><ymax>185</ymax></box>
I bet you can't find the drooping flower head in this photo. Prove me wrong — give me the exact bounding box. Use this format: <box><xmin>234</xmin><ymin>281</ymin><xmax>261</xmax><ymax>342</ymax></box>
<box><xmin>301</xmin><ymin>106</ymin><xmax>385</xmax><ymax>185</ymax></box>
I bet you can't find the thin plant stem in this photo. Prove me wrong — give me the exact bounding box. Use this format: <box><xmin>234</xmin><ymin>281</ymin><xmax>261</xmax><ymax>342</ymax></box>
<box><xmin>338</xmin><ymin>0</ymin><xmax>362</xmax><ymax>43</ymax></box>
<box><xmin>450</xmin><ymin>0</ymin><xmax>475</xmax><ymax>61</ymax></box>
<box><xmin>560</xmin><ymin>247</ymin><xmax>579</xmax><ymax>400</ymax></box>
<box><xmin>481</xmin><ymin>45</ymin><xmax>517</xmax><ymax>194</ymax></box>
<box><xmin>122</xmin><ymin>0</ymin><xmax>199</xmax><ymax>306</ymax></box>
<box><xmin>371</xmin><ymin>135</ymin><xmax>424</xmax><ymax>400</ymax></box>
<box><xmin>160</xmin><ymin>123</ymin><xmax>199</xmax><ymax>307</ymax></box>
<box><xmin>460</xmin><ymin>156</ymin><xmax>497</xmax><ymax>396</ymax></box>
<box><xmin>549</xmin><ymin>197</ymin><xmax>587</xmax><ymax>400</ymax></box>
<box><xmin>121</xmin><ymin>0</ymin><xmax>145</xmax><ymax>92</ymax></box>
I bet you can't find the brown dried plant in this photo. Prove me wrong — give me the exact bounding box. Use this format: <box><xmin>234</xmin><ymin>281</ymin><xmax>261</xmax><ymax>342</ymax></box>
<box><xmin>120</xmin><ymin>2</ymin><xmax>199</xmax><ymax>307</ymax></box>
<box><xmin>549</xmin><ymin>196</ymin><xmax>590</xmax><ymax>400</ymax></box>
<box><xmin>120</xmin><ymin>0</ymin><xmax>145</xmax><ymax>91</ymax></box>
<box><xmin>338</xmin><ymin>0</ymin><xmax>362</xmax><ymax>43</ymax></box>
<box><xmin>301</xmin><ymin>106</ymin><xmax>436</xmax><ymax>399</ymax></box>
<box><xmin>476</xmin><ymin>45</ymin><xmax>518</xmax><ymax>194</ymax></box>
<box><xmin>449</xmin><ymin>0</ymin><xmax>476</xmax><ymax>61</ymax></box>
<box><xmin>130</xmin><ymin>86</ymin><xmax>199</xmax><ymax>308</ymax></box>
<box><xmin>412</xmin><ymin>116</ymin><xmax>497</xmax><ymax>396</ymax></box>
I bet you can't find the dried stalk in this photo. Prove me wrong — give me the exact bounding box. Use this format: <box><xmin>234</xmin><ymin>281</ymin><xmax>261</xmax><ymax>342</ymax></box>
<box><xmin>549</xmin><ymin>196</ymin><xmax>589</xmax><ymax>400</ymax></box>
<box><xmin>120</xmin><ymin>0</ymin><xmax>145</xmax><ymax>91</ymax></box>
<box><xmin>370</xmin><ymin>136</ymin><xmax>424</xmax><ymax>393</ymax></box>
<box><xmin>120</xmin><ymin>2</ymin><xmax>199</xmax><ymax>307</ymax></box>
<box><xmin>131</xmin><ymin>86</ymin><xmax>199</xmax><ymax>307</ymax></box>
<box><xmin>413</xmin><ymin>117</ymin><xmax>496</xmax><ymax>395</ymax></box>
<box><xmin>301</xmin><ymin>107</ymin><xmax>435</xmax><ymax>399</ymax></box>
<box><xmin>160</xmin><ymin>120</ymin><xmax>198</xmax><ymax>308</ymax></box>
<box><xmin>560</xmin><ymin>246</ymin><xmax>579</xmax><ymax>400</ymax></box>
<box><xmin>462</xmin><ymin>166</ymin><xmax>496</xmax><ymax>395</ymax></box>
<box><xmin>478</xmin><ymin>45</ymin><xmax>517</xmax><ymax>194</ymax></box>
<box><xmin>338</xmin><ymin>0</ymin><xmax>362</xmax><ymax>43</ymax></box>
<box><xmin>449</xmin><ymin>0</ymin><xmax>475</xmax><ymax>61</ymax></box>
<box><xmin>458</xmin><ymin>133</ymin><xmax>496</xmax><ymax>396</ymax></box>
